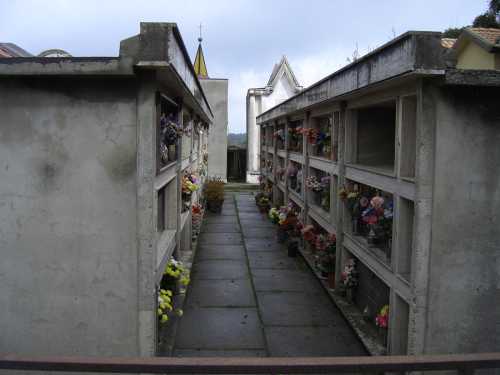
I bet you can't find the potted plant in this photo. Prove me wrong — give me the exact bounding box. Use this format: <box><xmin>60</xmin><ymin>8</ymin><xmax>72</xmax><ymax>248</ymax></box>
<box><xmin>204</xmin><ymin>178</ymin><xmax>225</xmax><ymax>213</ymax></box>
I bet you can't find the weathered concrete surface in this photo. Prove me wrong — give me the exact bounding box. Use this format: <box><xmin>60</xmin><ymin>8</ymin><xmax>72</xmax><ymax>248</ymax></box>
<box><xmin>174</xmin><ymin>307</ymin><xmax>265</xmax><ymax>350</ymax></box>
<box><xmin>0</xmin><ymin>77</ymin><xmax>139</xmax><ymax>356</ymax></box>
<box><xmin>425</xmin><ymin>85</ymin><xmax>500</xmax><ymax>354</ymax></box>
<box><xmin>201</xmin><ymin>78</ymin><xmax>228</xmax><ymax>181</ymax></box>
<box><xmin>186</xmin><ymin>279</ymin><xmax>256</xmax><ymax>308</ymax></box>
<box><xmin>173</xmin><ymin>192</ymin><xmax>365</xmax><ymax>357</ymax></box>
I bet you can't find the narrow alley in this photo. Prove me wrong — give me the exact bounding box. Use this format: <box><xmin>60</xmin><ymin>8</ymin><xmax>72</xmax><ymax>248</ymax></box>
<box><xmin>172</xmin><ymin>191</ymin><xmax>367</xmax><ymax>357</ymax></box>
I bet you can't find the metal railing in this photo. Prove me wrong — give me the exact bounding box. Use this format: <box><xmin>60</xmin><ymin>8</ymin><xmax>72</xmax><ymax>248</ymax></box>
<box><xmin>1</xmin><ymin>353</ymin><xmax>500</xmax><ymax>374</ymax></box>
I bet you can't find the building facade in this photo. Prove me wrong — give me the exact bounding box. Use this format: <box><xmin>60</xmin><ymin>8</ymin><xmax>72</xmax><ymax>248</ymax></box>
<box><xmin>257</xmin><ymin>30</ymin><xmax>500</xmax><ymax>356</ymax></box>
<box><xmin>246</xmin><ymin>56</ymin><xmax>302</xmax><ymax>183</ymax></box>
<box><xmin>193</xmin><ymin>37</ymin><xmax>229</xmax><ymax>181</ymax></box>
<box><xmin>0</xmin><ymin>22</ymin><xmax>212</xmax><ymax>357</ymax></box>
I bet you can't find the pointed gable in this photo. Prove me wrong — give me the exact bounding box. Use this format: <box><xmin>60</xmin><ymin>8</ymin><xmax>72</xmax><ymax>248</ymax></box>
<box><xmin>266</xmin><ymin>55</ymin><xmax>302</xmax><ymax>93</ymax></box>
<box><xmin>194</xmin><ymin>43</ymin><xmax>208</xmax><ymax>78</ymax></box>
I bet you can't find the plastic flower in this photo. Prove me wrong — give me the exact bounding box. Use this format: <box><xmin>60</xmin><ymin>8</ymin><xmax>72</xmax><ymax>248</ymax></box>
<box><xmin>371</xmin><ymin>196</ymin><xmax>385</xmax><ymax>209</ymax></box>
<box><xmin>375</xmin><ymin>305</ymin><xmax>389</xmax><ymax>328</ymax></box>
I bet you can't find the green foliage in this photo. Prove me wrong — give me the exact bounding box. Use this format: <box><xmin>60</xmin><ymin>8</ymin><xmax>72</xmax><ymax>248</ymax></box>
<box><xmin>442</xmin><ymin>27</ymin><xmax>465</xmax><ymax>38</ymax></box>
<box><xmin>227</xmin><ymin>133</ymin><xmax>247</xmax><ymax>148</ymax></box>
<box><xmin>444</xmin><ymin>0</ymin><xmax>500</xmax><ymax>36</ymax></box>
<box><xmin>473</xmin><ymin>12</ymin><xmax>499</xmax><ymax>28</ymax></box>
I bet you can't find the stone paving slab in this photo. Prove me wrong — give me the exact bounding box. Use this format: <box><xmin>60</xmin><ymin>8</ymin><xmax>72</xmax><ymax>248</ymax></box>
<box><xmin>242</xmin><ymin>227</ymin><xmax>276</xmax><ymax>239</ymax></box>
<box><xmin>186</xmin><ymin>278</ymin><xmax>256</xmax><ymax>307</ymax></box>
<box><xmin>197</xmin><ymin>233</ymin><xmax>243</xmax><ymax>245</ymax></box>
<box><xmin>204</xmin><ymin>215</ymin><xmax>241</xmax><ymax>224</ymax></box>
<box><xmin>238</xmin><ymin>212</ymin><xmax>267</xmax><ymax>220</ymax></box>
<box><xmin>175</xmin><ymin>308</ymin><xmax>266</xmax><ymax>350</ymax></box>
<box><xmin>265</xmin><ymin>326</ymin><xmax>367</xmax><ymax>357</ymax></box>
<box><xmin>247</xmin><ymin>251</ymin><xmax>300</xmax><ymax>270</ymax></box>
<box><xmin>196</xmin><ymin>245</ymin><xmax>246</xmax><ymax>261</ymax></box>
<box><xmin>201</xmin><ymin>223</ymin><xmax>241</xmax><ymax>233</ymax></box>
<box><xmin>239</xmin><ymin>220</ymin><xmax>271</xmax><ymax>228</ymax></box>
<box><xmin>251</xmin><ymin>269</ymin><xmax>319</xmax><ymax>292</ymax></box>
<box><xmin>245</xmin><ymin>238</ymin><xmax>284</xmax><ymax>252</ymax></box>
<box><xmin>192</xmin><ymin>260</ymin><xmax>249</xmax><ymax>280</ymax></box>
<box><xmin>256</xmin><ymin>291</ymin><xmax>345</xmax><ymax>327</ymax></box>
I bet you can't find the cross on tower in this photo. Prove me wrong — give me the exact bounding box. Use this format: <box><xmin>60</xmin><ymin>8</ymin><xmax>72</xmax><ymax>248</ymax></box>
<box><xmin>198</xmin><ymin>23</ymin><xmax>203</xmax><ymax>43</ymax></box>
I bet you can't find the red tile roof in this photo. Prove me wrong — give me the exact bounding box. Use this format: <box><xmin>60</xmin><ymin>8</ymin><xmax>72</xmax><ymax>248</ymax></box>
<box><xmin>469</xmin><ymin>28</ymin><xmax>500</xmax><ymax>46</ymax></box>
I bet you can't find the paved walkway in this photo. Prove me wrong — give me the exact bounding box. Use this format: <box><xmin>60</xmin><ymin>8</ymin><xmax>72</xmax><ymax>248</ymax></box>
<box><xmin>173</xmin><ymin>192</ymin><xmax>366</xmax><ymax>357</ymax></box>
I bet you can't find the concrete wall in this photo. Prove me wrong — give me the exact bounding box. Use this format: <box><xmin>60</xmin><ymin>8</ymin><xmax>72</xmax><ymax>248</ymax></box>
<box><xmin>0</xmin><ymin>77</ymin><xmax>139</xmax><ymax>356</ymax></box>
<box><xmin>426</xmin><ymin>85</ymin><xmax>500</xmax><ymax>354</ymax></box>
<box><xmin>247</xmin><ymin>72</ymin><xmax>298</xmax><ymax>183</ymax></box>
<box><xmin>200</xmin><ymin>78</ymin><xmax>228</xmax><ymax>181</ymax></box>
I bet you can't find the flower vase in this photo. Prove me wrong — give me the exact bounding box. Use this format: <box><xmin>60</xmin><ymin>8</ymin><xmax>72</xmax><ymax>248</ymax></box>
<box><xmin>168</xmin><ymin>144</ymin><xmax>177</xmax><ymax>161</ymax></box>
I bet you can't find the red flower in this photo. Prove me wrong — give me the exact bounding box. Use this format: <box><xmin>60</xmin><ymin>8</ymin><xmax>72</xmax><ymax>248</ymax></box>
<box><xmin>362</xmin><ymin>215</ymin><xmax>378</xmax><ymax>225</ymax></box>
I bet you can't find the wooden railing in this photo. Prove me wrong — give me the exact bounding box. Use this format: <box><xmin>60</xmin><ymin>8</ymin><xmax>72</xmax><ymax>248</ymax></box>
<box><xmin>1</xmin><ymin>353</ymin><xmax>500</xmax><ymax>374</ymax></box>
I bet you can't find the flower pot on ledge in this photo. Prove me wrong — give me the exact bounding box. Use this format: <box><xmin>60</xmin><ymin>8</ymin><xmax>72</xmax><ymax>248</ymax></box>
<box><xmin>207</xmin><ymin>199</ymin><xmax>224</xmax><ymax>214</ymax></box>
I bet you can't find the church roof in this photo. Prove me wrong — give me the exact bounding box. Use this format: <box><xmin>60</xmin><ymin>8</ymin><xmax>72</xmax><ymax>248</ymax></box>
<box><xmin>266</xmin><ymin>55</ymin><xmax>301</xmax><ymax>91</ymax></box>
<box><xmin>194</xmin><ymin>43</ymin><xmax>208</xmax><ymax>78</ymax></box>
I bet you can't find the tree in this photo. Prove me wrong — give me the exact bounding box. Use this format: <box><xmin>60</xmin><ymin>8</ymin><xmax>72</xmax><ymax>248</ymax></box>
<box><xmin>444</xmin><ymin>0</ymin><xmax>499</xmax><ymax>36</ymax></box>
<box><xmin>472</xmin><ymin>12</ymin><xmax>499</xmax><ymax>28</ymax></box>
<box><xmin>443</xmin><ymin>27</ymin><xmax>464</xmax><ymax>38</ymax></box>
<box><xmin>489</xmin><ymin>0</ymin><xmax>500</xmax><ymax>16</ymax></box>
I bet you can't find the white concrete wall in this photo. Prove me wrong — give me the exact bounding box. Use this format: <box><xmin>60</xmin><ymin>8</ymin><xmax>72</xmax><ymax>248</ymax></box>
<box><xmin>246</xmin><ymin>71</ymin><xmax>298</xmax><ymax>183</ymax></box>
<box><xmin>201</xmin><ymin>79</ymin><xmax>228</xmax><ymax>181</ymax></box>
<box><xmin>0</xmin><ymin>77</ymin><xmax>139</xmax><ymax>356</ymax></box>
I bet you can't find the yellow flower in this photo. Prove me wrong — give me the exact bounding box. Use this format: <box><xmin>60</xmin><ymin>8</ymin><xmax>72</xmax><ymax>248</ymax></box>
<box><xmin>160</xmin><ymin>314</ymin><xmax>169</xmax><ymax>323</ymax></box>
<box><xmin>157</xmin><ymin>308</ymin><xmax>163</xmax><ymax>316</ymax></box>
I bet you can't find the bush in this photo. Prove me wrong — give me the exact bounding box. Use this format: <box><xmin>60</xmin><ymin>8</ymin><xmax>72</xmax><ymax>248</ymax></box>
<box><xmin>204</xmin><ymin>177</ymin><xmax>224</xmax><ymax>202</ymax></box>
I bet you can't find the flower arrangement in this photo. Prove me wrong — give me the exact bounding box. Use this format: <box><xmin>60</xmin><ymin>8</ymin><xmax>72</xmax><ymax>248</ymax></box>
<box><xmin>306</xmin><ymin>176</ymin><xmax>329</xmax><ymax>192</ymax></box>
<box><xmin>158</xmin><ymin>257</ymin><xmax>189</xmax><ymax>324</ymax></box>
<box><xmin>159</xmin><ymin>113</ymin><xmax>182</xmax><ymax>165</ymax></box>
<box><xmin>160</xmin><ymin>113</ymin><xmax>182</xmax><ymax>146</ymax></box>
<box><xmin>191</xmin><ymin>203</ymin><xmax>204</xmax><ymax>241</ymax></box>
<box><xmin>375</xmin><ymin>305</ymin><xmax>389</xmax><ymax>329</ymax></box>
<box><xmin>288</xmin><ymin>127</ymin><xmax>301</xmax><ymax>138</ymax></box>
<box><xmin>301</xmin><ymin>224</ymin><xmax>316</xmax><ymax>243</ymax></box>
<box><xmin>340</xmin><ymin>258</ymin><xmax>358</xmax><ymax>289</ymax></box>
<box><xmin>204</xmin><ymin>177</ymin><xmax>225</xmax><ymax>213</ymax></box>
<box><xmin>268</xmin><ymin>207</ymin><xmax>280</xmax><ymax>224</ymax></box>
<box><xmin>158</xmin><ymin>288</ymin><xmax>177</xmax><ymax>324</ymax></box>
<box><xmin>182</xmin><ymin>173</ymin><xmax>199</xmax><ymax>195</ymax></box>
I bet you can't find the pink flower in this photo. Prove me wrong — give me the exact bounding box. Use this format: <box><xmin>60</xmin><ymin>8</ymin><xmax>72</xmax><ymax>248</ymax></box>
<box><xmin>370</xmin><ymin>196</ymin><xmax>385</xmax><ymax>209</ymax></box>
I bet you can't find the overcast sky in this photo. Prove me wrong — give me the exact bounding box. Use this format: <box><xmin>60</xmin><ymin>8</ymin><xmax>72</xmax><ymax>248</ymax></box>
<box><xmin>0</xmin><ymin>0</ymin><xmax>486</xmax><ymax>133</ymax></box>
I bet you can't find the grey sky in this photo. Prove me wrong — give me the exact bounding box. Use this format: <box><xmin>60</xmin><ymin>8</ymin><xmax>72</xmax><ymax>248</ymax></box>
<box><xmin>0</xmin><ymin>0</ymin><xmax>486</xmax><ymax>132</ymax></box>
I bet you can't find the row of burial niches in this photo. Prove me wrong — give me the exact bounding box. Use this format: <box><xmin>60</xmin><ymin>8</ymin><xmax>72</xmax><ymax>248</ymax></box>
<box><xmin>346</xmin><ymin>96</ymin><xmax>416</xmax><ymax>178</ymax></box>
